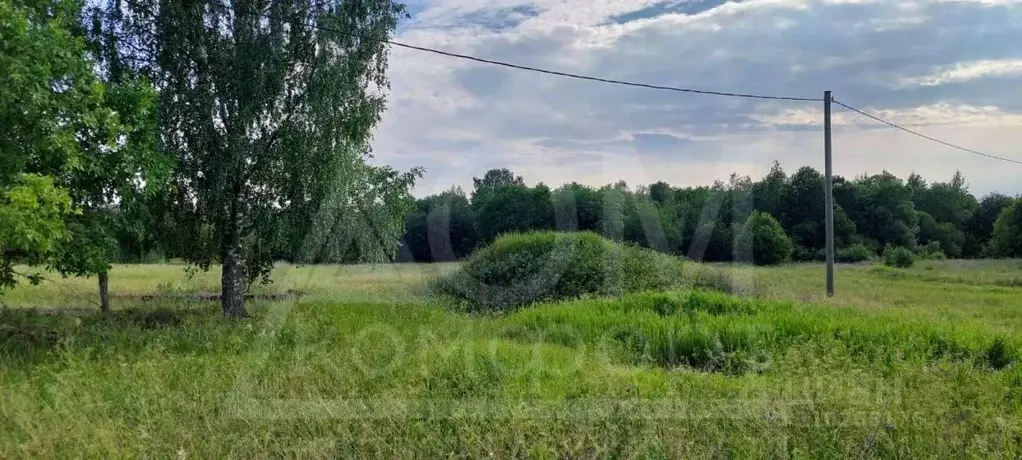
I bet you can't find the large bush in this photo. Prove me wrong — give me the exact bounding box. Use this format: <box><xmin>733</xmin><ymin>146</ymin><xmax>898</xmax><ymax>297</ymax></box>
<box><xmin>734</xmin><ymin>211</ymin><xmax>793</xmax><ymax>266</ymax></box>
<box><xmin>432</xmin><ymin>231</ymin><xmax>684</xmax><ymax>312</ymax></box>
<box><xmin>883</xmin><ymin>245</ymin><xmax>915</xmax><ymax>268</ymax></box>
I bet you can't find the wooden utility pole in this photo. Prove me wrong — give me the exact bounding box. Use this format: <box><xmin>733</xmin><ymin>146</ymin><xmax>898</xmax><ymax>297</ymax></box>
<box><xmin>824</xmin><ymin>90</ymin><xmax>835</xmax><ymax>297</ymax></box>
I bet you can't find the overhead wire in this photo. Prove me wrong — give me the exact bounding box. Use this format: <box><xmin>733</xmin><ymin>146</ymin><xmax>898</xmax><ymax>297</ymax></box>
<box><xmin>240</xmin><ymin>9</ymin><xmax>822</xmax><ymax>102</ymax></box>
<box><xmin>225</xmin><ymin>6</ymin><xmax>1020</xmax><ymax>166</ymax></box>
<box><xmin>832</xmin><ymin>98</ymin><xmax>1022</xmax><ymax>166</ymax></box>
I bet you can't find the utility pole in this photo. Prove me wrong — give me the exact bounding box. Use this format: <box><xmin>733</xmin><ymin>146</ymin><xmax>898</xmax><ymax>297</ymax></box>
<box><xmin>824</xmin><ymin>90</ymin><xmax>835</xmax><ymax>297</ymax></box>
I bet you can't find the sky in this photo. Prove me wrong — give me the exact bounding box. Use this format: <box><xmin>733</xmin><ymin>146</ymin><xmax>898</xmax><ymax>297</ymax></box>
<box><xmin>370</xmin><ymin>0</ymin><xmax>1022</xmax><ymax>198</ymax></box>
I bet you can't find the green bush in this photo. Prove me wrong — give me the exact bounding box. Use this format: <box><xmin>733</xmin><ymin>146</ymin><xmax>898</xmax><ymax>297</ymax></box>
<box><xmin>883</xmin><ymin>245</ymin><xmax>915</xmax><ymax>268</ymax></box>
<box><xmin>916</xmin><ymin>241</ymin><xmax>946</xmax><ymax>260</ymax></box>
<box><xmin>792</xmin><ymin>245</ymin><xmax>825</xmax><ymax>262</ymax></box>
<box><xmin>836</xmin><ymin>243</ymin><xmax>874</xmax><ymax>263</ymax></box>
<box><xmin>734</xmin><ymin>211</ymin><xmax>793</xmax><ymax>266</ymax></box>
<box><xmin>432</xmin><ymin>231</ymin><xmax>684</xmax><ymax>312</ymax></box>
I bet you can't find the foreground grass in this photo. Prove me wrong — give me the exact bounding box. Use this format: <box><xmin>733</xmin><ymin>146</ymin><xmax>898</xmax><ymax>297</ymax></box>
<box><xmin>2</xmin><ymin>260</ymin><xmax>1022</xmax><ymax>457</ymax></box>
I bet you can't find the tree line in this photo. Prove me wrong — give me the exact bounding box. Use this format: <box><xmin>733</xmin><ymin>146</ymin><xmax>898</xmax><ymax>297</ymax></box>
<box><xmin>1</xmin><ymin>0</ymin><xmax>417</xmax><ymax>316</ymax></box>
<box><xmin>399</xmin><ymin>165</ymin><xmax>1022</xmax><ymax>264</ymax></box>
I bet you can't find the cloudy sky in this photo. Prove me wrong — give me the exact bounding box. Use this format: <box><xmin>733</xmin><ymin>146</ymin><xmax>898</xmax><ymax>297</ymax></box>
<box><xmin>370</xmin><ymin>0</ymin><xmax>1022</xmax><ymax>197</ymax></box>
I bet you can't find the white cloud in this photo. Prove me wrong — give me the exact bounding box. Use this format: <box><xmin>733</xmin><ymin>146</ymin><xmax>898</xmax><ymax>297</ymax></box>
<box><xmin>754</xmin><ymin>103</ymin><xmax>1022</xmax><ymax>127</ymax></box>
<box><xmin>373</xmin><ymin>0</ymin><xmax>1022</xmax><ymax>197</ymax></box>
<box><xmin>896</xmin><ymin>59</ymin><xmax>1022</xmax><ymax>88</ymax></box>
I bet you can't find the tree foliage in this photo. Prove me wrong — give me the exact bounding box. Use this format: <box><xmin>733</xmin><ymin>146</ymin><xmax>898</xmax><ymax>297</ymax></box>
<box><xmin>400</xmin><ymin>165</ymin><xmax>1018</xmax><ymax>265</ymax></box>
<box><xmin>779</xmin><ymin>167</ymin><xmax>855</xmax><ymax>251</ymax></box>
<box><xmin>965</xmin><ymin>193</ymin><xmax>1015</xmax><ymax>258</ymax></box>
<box><xmin>472</xmin><ymin>176</ymin><xmax>554</xmax><ymax>243</ymax></box>
<box><xmin>735</xmin><ymin>211</ymin><xmax>793</xmax><ymax>266</ymax></box>
<box><xmin>0</xmin><ymin>174</ymin><xmax>75</xmax><ymax>288</ymax></box>
<box><xmin>0</xmin><ymin>0</ymin><xmax>110</xmax><ymax>185</ymax></box>
<box><xmin>552</xmin><ymin>183</ymin><xmax>603</xmax><ymax>234</ymax></box>
<box><xmin>987</xmin><ymin>200</ymin><xmax>1022</xmax><ymax>258</ymax></box>
<box><xmin>1</xmin><ymin>0</ymin><xmax>171</xmax><ymax>311</ymax></box>
<box><xmin>472</xmin><ymin>168</ymin><xmax>524</xmax><ymax>195</ymax></box>
<box><xmin>295</xmin><ymin>165</ymin><xmax>421</xmax><ymax>265</ymax></box>
<box><xmin>400</xmin><ymin>187</ymin><xmax>476</xmax><ymax>263</ymax></box>
<box><xmin>848</xmin><ymin>172</ymin><xmax>918</xmax><ymax>250</ymax></box>
<box><xmin>101</xmin><ymin>0</ymin><xmax>412</xmax><ymax>316</ymax></box>
<box><xmin>753</xmin><ymin>161</ymin><xmax>786</xmax><ymax>219</ymax></box>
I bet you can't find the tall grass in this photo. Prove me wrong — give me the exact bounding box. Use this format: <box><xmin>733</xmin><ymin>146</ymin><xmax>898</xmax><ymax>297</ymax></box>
<box><xmin>505</xmin><ymin>291</ymin><xmax>1018</xmax><ymax>374</ymax></box>
<box><xmin>2</xmin><ymin>261</ymin><xmax>1022</xmax><ymax>457</ymax></box>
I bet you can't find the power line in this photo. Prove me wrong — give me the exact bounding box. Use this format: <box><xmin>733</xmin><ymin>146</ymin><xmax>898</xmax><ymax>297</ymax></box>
<box><xmin>211</xmin><ymin>8</ymin><xmax>1022</xmax><ymax>165</ymax></box>
<box><xmin>832</xmin><ymin>98</ymin><xmax>1022</xmax><ymax>166</ymax></box>
<box><xmin>242</xmin><ymin>9</ymin><xmax>821</xmax><ymax>102</ymax></box>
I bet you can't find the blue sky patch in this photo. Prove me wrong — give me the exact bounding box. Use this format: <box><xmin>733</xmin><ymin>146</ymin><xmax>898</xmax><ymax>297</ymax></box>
<box><xmin>609</xmin><ymin>0</ymin><xmax>737</xmax><ymax>25</ymax></box>
<box><xmin>456</xmin><ymin>4</ymin><xmax>540</xmax><ymax>31</ymax></box>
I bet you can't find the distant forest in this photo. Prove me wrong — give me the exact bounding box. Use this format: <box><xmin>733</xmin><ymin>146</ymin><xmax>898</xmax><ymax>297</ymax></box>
<box><xmin>398</xmin><ymin>163</ymin><xmax>1022</xmax><ymax>263</ymax></box>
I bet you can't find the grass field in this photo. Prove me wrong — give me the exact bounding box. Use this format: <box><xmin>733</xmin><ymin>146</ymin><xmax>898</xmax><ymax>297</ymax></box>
<box><xmin>2</xmin><ymin>260</ymin><xmax>1022</xmax><ymax>457</ymax></box>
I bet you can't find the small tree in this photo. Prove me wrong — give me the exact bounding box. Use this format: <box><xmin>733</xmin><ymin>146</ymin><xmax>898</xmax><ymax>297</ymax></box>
<box><xmin>987</xmin><ymin>199</ymin><xmax>1022</xmax><ymax>258</ymax></box>
<box><xmin>1</xmin><ymin>0</ymin><xmax>170</xmax><ymax>311</ymax></box>
<box><xmin>46</xmin><ymin>78</ymin><xmax>172</xmax><ymax>312</ymax></box>
<box><xmin>735</xmin><ymin>211</ymin><xmax>793</xmax><ymax>266</ymax></box>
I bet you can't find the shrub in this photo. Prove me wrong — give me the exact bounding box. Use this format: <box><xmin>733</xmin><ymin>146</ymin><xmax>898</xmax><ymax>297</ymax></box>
<box><xmin>883</xmin><ymin>245</ymin><xmax>915</xmax><ymax>268</ymax></box>
<box><xmin>916</xmin><ymin>241</ymin><xmax>946</xmax><ymax>260</ymax></box>
<box><xmin>836</xmin><ymin>243</ymin><xmax>874</xmax><ymax>263</ymax></box>
<box><xmin>734</xmin><ymin>211</ymin><xmax>793</xmax><ymax>266</ymax></box>
<box><xmin>792</xmin><ymin>245</ymin><xmax>826</xmax><ymax>262</ymax></box>
<box><xmin>432</xmin><ymin>231</ymin><xmax>684</xmax><ymax>312</ymax></box>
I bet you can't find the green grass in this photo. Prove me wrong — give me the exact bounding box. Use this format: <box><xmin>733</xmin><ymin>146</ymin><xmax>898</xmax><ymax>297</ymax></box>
<box><xmin>2</xmin><ymin>260</ymin><xmax>1022</xmax><ymax>457</ymax></box>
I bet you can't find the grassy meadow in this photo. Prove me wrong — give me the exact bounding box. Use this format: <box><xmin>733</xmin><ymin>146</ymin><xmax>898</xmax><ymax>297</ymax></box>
<box><xmin>2</xmin><ymin>260</ymin><xmax>1022</xmax><ymax>457</ymax></box>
